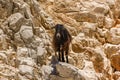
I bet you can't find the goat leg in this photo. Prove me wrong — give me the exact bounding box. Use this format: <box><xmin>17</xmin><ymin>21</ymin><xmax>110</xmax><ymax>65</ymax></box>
<box><xmin>66</xmin><ymin>50</ymin><xmax>69</xmax><ymax>63</ymax></box>
<box><xmin>62</xmin><ymin>50</ymin><xmax>65</xmax><ymax>62</ymax></box>
<box><xmin>58</xmin><ymin>51</ymin><xmax>61</xmax><ymax>61</ymax></box>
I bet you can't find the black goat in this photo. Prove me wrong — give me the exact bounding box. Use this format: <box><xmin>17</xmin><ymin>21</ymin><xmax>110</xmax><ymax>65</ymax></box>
<box><xmin>52</xmin><ymin>24</ymin><xmax>72</xmax><ymax>63</ymax></box>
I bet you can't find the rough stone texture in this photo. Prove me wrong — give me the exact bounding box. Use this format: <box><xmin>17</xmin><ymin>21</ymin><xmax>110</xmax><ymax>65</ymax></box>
<box><xmin>50</xmin><ymin>62</ymin><xmax>85</xmax><ymax>80</ymax></box>
<box><xmin>104</xmin><ymin>43</ymin><xmax>120</xmax><ymax>58</ymax></box>
<box><xmin>113</xmin><ymin>71</ymin><xmax>120</xmax><ymax>80</ymax></box>
<box><xmin>111</xmin><ymin>50</ymin><xmax>120</xmax><ymax>71</ymax></box>
<box><xmin>106</xmin><ymin>27</ymin><xmax>120</xmax><ymax>44</ymax></box>
<box><xmin>0</xmin><ymin>0</ymin><xmax>120</xmax><ymax>80</ymax></box>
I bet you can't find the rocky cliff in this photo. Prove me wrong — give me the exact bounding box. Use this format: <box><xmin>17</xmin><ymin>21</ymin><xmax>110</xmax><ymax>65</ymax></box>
<box><xmin>0</xmin><ymin>0</ymin><xmax>120</xmax><ymax>80</ymax></box>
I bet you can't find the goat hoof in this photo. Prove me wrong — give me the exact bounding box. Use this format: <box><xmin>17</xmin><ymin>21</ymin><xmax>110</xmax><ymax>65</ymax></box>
<box><xmin>58</xmin><ymin>59</ymin><xmax>61</xmax><ymax>61</ymax></box>
<box><xmin>62</xmin><ymin>60</ymin><xmax>65</xmax><ymax>62</ymax></box>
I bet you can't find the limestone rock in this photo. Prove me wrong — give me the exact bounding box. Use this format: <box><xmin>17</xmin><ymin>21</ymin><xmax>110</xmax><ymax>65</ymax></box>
<box><xmin>19</xmin><ymin>65</ymin><xmax>34</xmax><ymax>79</ymax></box>
<box><xmin>0</xmin><ymin>29</ymin><xmax>8</xmax><ymax>50</ymax></box>
<box><xmin>74</xmin><ymin>12</ymin><xmax>97</xmax><ymax>23</ymax></box>
<box><xmin>14</xmin><ymin>32</ymin><xmax>24</xmax><ymax>47</ymax></box>
<box><xmin>0</xmin><ymin>64</ymin><xmax>19</xmax><ymax>79</ymax></box>
<box><xmin>6</xmin><ymin>50</ymin><xmax>19</xmax><ymax>67</ymax></box>
<box><xmin>50</xmin><ymin>62</ymin><xmax>85</xmax><ymax>80</ymax></box>
<box><xmin>72</xmin><ymin>33</ymin><xmax>101</xmax><ymax>53</ymax></box>
<box><xmin>104</xmin><ymin>43</ymin><xmax>120</xmax><ymax>58</ymax></box>
<box><xmin>41</xmin><ymin>65</ymin><xmax>53</xmax><ymax>80</ymax></box>
<box><xmin>0</xmin><ymin>52</ymin><xmax>7</xmax><ymax>64</ymax></box>
<box><xmin>20</xmin><ymin>25</ymin><xmax>34</xmax><ymax>44</ymax></box>
<box><xmin>0</xmin><ymin>0</ymin><xmax>120</xmax><ymax>80</ymax></box>
<box><xmin>106</xmin><ymin>27</ymin><xmax>120</xmax><ymax>44</ymax></box>
<box><xmin>104</xmin><ymin>17</ymin><xmax>115</xmax><ymax>29</ymax></box>
<box><xmin>7</xmin><ymin>13</ymin><xmax>25</xmax><ymax>32</ymax></box>
<box><xmin>82</xmin><ymin>22</ymin><xmax>97</xmax><ymax>38</ymax></box>
<box><xmin>31</xmin><ymin>0</ymin><xmax>54</xmax><ymax>29</ymax></box>
<box><xmin>93</xmin><ymin>3</ymin><xmax>109</xmax><ymax>15</ymax></box>
<box><xmin>0</xmin><ymin>13</ymin><xmax>26</xmax><ymax>50</ymax></box>
<box><xmin>84</xmin><ymin>47</ymin><xmax>112</xmax><ymax>78</ymax></box>
<box><xmin>113</xmin><ymin>71</ymin><xmax>120</xmax><ymax>80</ymax></box>
<box><xmin>0</xmin><ymin>0</ymin><xmax>13</xmax><ymax>18</ymax></box>
<box><xmin>17</xmin><ymin>47</ymin><xmax>29</xmax><ymax>57</ymax></box>
<box><xmin>13</xmin><ymin>0</ymin><xmax>33</xmax><ymax>19</ymax></box>
<box><xmin>69</xmin><ymin>53</ymin><xmax>85</xmax><ymax>69</ymax></box>
<box><xmin>36</xmin><ymin>46</ymin><xmax>47</xmax><ymax>65</ymax></box>
<box><xmin>111</xmin><ymin>51</ymin><xmax>120</xmax><ymax>71</ymax></box>
<box><xmin>1</xmin><ymin>13</ymin><xmax>25</xmax><ymax>33</ymax></box>
<box><xmin>19</xmin><ymin>57</ymin><xmax>35</xmax><ymax>66</ymax></box>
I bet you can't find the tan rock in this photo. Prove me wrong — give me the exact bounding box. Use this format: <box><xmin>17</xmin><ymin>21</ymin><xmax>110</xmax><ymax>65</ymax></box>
<box><xmin>72</xmin><ymin>34</ymin><xmax>101</xmax><ymax>53</ymax></box>
<box><xmin>113</xmin><ymin>71</ymin><xmax>120</xmax><ymax>80</ymax></box>
<box><xmin>0</xmin><ymin>29</ymin><xmax>8</xmax><ymax>50</ymax></box>
<box><xmin>13</xmin><ymin>0</ymin><xmax>33</xmax><ymax>19</ymax></box>
<box><xmin>20</xmin><ymin>25</ymin><xmax>34</xmax><ymax>44</ymax></box>
<box><xmin>36</xmin><ymin>46</ymin><xmax>47</xmax><ymax>65</ymax></box>
<box><xmin>0</xmin><ymin>0</ymin><xmax>120</xmax><ymax>80</ymax></box>
<box><xmin>19</xmin><ymin>65</ymin><xmax>34</xmax><ymax>79</ymax></box>
<box><xmin>0</xmin><ymin>0</ymin><xmax>13</xmax><ymax>18</ymax></box>
<box><xmin>41</xmin><ymin>65</ymin><xmax>53</xmax><ymax>80</ymax></box>
<box><xmin>0</xmin><ymin>52</ymin><xmax>7</xmax><ymax>64</ymax></box>
<box><xmin>106</xmin><ymin>27</ymin><xmax>120</xmax><ymax>44</ymax></box>
<box><xmin>31</xmin><ymin>0</ymin><xmax>54</xmax><ymax>29</ymax></box>
<box><xmin>82</xmin><ymin>22</ymin><xmax>97</xmax><ymax>38</ymax></box>
<box><xmin>7</xmin><ymin>13</ymin><xmax>25</xmax><ymax>32</ymax></box>
<box><xmin>0</xmin><ymin>64</ymin><xmax>19</xmax><ymax>79</ymax></box>
<box><xmin>52</xmin><ymin>62</ymin><xmax>85</xmax><ymax>80</ymax></box>
<box><xmin>104</xmin><ymin>43</ymin><xmax>120</xmax><ymax>58</ymax></box>
<box><xmin>74</xmin><ymin>12</ymin><xmax>97</xmax><ymax>23</ymax></box>
<box><xmin>14</xmin><ymin>32</ymin><xmax>24</xmax><ymax>47</ymax></box>
<box><xmin>104</xmin><ymin>17</ymin><xmax>115</xmax><ymax>29</ymax></box>
<box><xmin>111</xmin><ymin>51</ymin><xmax>120</xmax><ymax>71</ymax></box>
<box><xmin>17</xmin><ymin>47</ymin><xmax>29</xmax><ymax>57</ymax></box>
<box><xmin>84</xmin><ymin>47</ymin><xmax>112</xmax><ymax>79</ymax></box>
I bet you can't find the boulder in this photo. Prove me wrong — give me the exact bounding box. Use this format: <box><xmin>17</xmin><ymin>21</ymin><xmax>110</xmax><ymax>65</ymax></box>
<box><xmin>19</xmin><ymin>57</ymin><xmax>35</xmax><ymax>66</ymax></box>
<box><xmin>13</xmin><ymin>0</ymin><xmax>33</xmax><ymax>19</ymax></box>
<box><xmin>31</xmin><ymin>0</ymin><xmax>54</xmax><ymax>29</ymax></box>
<box><xmin>14</xmin><ymin>32</ymin><xmax>24</xmax><ymax>47</ymax></box>
<box><xmin>36</xmin><ymin>46</ymin><xmax>47</xmax><ymax>65</ymax></box>
<box><xmin>41</xmin><ymin>65</ymin><xmax>54</xmax><ymax>80</ymax></box>
<box><xmin>106</xmin><ymin>27</ymin><xmax>120</xmax><ymax>44</ymax></box>
<box><xmin>19</xmin><ymin>65</ymin><xmax>34</xmax><ymax>79</ymax></box>
<box><xmin>113</xmin><ymin>71</ymin><xmax>120</xmax><ymax>80</ymax></box>
<box><xmin>104</xmin><ymin>43</ymin><xmax>120</xmax><ymax>58</ymax></box>
<box><xmin>73</xmin><ymin>11</ymin><xmax>97</xmax><ymax>23</ymax></box>
<box><xmin>7</xmin><ymin>13</ymin><xmax>25</xmax><ymax>32</ymax></box>
<box><xmin>83</xmin><ymin>47</ymin><xmax>112</xmax><ymax>77</ymax></box>
<box><xmin>0</xmin><ymin>64</ymin><xmax>19</xmax><ymax>79</ymax></box>
<box><xmin>92</xmin><ymin>3</ymin><xmax>109</xmax><ymax>15</ymax></box>
<box><xmin>20</xmin><ymin>25</ymin><xmax>34</xmax><ymax>44</ymax></box>
<box><xmin>6</xmin><ymin>50</ymin><xmax>19</xmax><ymax>67</ymax></box>
<box><xmin>50</xmin><ymin>62</ymin><xmax>85</xmax><ymax>80</ymax></box>
<box><xmin>0</xmin><ymin>0</ymin><xmax>13</xmax><ymax>18</ymax></box>
<box><xmin>110</xmin><ymin>50</ymin><xmax>120</xmax><ymax>71</ymax></box>
<box><xmin>1</xmin><ymin>13</ymin><xmax>25</xmax><ymax>37</ymax></box>
<box><xmin>0</xmin><ymin>52</ymin><xmax>7</xmax><ymax>64</ymax></box>
<box><xmin>104</xmin><ymin>17</ymin><xmax>115</xmax><ymax>29</ymax></box>
<box><xmin>72</xmin><ymin>33</ymin><xmax>101</xmax><ymax>53</ymax></box>
<box><xmin>0</xmin><ymin>29</ymin><xmax>8</xmax><ymax>50</ymax></box>
<box><xmin>82</xmin><ymin>22</ymin><xmax>97</xmax><ymax>38</ymax></box>
<box><xmin>17</xmin><ymin>47</ymin><xmax>29</xmax><ymax>57</ymax></box>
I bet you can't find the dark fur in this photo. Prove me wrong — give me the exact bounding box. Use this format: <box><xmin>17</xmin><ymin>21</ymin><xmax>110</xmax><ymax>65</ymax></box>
<box><xmin>52</xmin><ymin>24</ymin><xmax>72</xmax><ymax>63</ymax></box>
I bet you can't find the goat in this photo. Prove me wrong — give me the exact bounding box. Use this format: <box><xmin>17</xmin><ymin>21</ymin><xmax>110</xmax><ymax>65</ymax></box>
<box><xmin>52</xmin><ymin>24</ymin><xmax>72</xmax><ymax>63</ymax></box>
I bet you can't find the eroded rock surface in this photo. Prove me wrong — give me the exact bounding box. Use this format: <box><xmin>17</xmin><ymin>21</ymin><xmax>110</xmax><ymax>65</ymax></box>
<box><xmin>0</xmin><ymin>0</ymin><xmax>120</xmax><ymax>80</ymax></box>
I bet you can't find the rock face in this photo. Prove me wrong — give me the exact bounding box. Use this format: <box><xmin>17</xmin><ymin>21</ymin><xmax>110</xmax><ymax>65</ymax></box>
<box><xmin>0</xmin><ymin>0</ymin><xmax>120</xmax><ymax>80</ymax></box>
